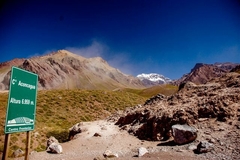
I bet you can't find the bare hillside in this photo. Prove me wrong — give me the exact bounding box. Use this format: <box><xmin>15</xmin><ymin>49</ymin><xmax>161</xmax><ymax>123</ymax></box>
<box><xmin>174</xmin><ymin>63</ymin><xmax>239</xmax><ymax>85</ymax></box>
<box><xmin>0</xmin><ymin>50</ymin><xmax>145</xmax><ymax>90</ymax></box>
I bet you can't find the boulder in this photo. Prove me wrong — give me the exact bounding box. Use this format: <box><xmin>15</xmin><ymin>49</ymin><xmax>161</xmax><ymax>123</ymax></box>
<box><xmin>13</xmin><ymin>149</ymin><xmax>24</xmax><ymax>157</ymax></box>
<box><xmin>172</xmin><ymin>124</ymin><xmax>197</xmax><ymax>145</ymax></box>
<box><xmin>93</xmin><ymin>132</ymin><xmax>101</xmax><ymax>137</ymax></box>
<box><xmin>69</xmin><ymin>123</ymin><xmax>83</xmax><ymax>140</ymax></box>
<box><xmin>46</xmin><ymin>136</ymin><xmax>63</xmax><ymax>154</ymax></box>
<box><xmin>197</xmin><ymin>141</ymin><xmax>214</xmax><ymax>153</ymax></box>
<box><xmin>187</xmin><ymin>145</ymin><xmax>197</xmax><ymax>150</ymax></box>
<box><xmin>47</xmin><ymin>142</ymin><xmax>63</xmax><ymax>154</ymax></box>
<box><xmin>47</xmin><ymin>136</ymin><xmax>59</xmax><ymax>147</ymax></box>
<box><xmin>138</xmin><ymin>147</ymin><xmax>148</xmax><ymax>157</ymax></box>
<box><xmin>103</xmin><ymin>150</ymin><xmax>118</xmax><ymax>158</ymax></box>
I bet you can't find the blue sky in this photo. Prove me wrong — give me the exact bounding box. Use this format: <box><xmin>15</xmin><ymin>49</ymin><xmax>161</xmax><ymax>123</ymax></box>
<box><xmin>0</xmin><ymin>0</ymin><xmax>239</xmax><ymax>79</ymax></box>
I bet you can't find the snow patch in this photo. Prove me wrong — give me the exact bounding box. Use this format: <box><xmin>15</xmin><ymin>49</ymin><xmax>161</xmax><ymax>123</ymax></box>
<box><xmin>137</xmin><ymin>73</ymin><xmax>172</xmax><ymax>84</ymax></box>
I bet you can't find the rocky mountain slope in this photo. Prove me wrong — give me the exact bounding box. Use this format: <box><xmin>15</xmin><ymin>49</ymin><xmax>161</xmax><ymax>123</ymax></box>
<box><xmin>137</xmin><ymin>73</ymin><xmax>172</xmax><ymax>87</ymax></box>
<box><xmin>0</xmin><ymin>50</ymin><xmax>145</xmax><ymax>90</ymax></box>
<box><xmin>0</xmin><ymin>58</ymin><xmax>25</xmax><ymax>90</ymax></box>
<box><xmin>174</xmin><ymin>62</ymin><xmax>239</xmax><ymax>86</ymax></box>
<box><xmin>231</xmin><ymin>64</ymin><xmax>240</xmax><ymax>73</ymax></box>
<box><xmin>111</xmin><ymin>70</ymin><xmax>240</xmax><ymax>159</ymax></box>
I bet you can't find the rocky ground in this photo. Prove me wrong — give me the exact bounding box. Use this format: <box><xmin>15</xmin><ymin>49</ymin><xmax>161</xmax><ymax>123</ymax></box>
<box><xmin>11</xmin><ymin>118</ymin><xmax>239</xmax><ymax>160</ymax></box>
<box><xmin>110</xmin><ymin>72</ymin><xmax>240</xmax><ymax>160</ymax></box>
<box><xmin>3</xmin><ymin>72</ymin><xmax>240</xmax><ymax>160</ymax></box>
<box><xmin>112</xmin><ymin>72</ymin><xmax>240</xmax><ymax>159</ymax></box>
<box><xmin>12</xmin><ymin>120</ymin><xmax>204</xmax><ymax>160</ymax></box>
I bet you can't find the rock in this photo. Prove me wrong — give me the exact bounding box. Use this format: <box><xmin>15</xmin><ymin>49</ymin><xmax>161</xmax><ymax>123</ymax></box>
<box><xmin>187</xmin><ymin>145</ymin><xmax>197</xmax><ymax>150</ymax></box>
<box><xmin>197</xmin><ymin>141</ymin><xmax>214</xmax><ymax>153</ymax></box>
<box><xmin>47</xmin><ymin>136</ymin><xmax>59</xmax><ymax>147</ymax></box>
<box><xmin>204</xmin><ymin>130</ymin><xmax>211</xmax><ymax>135</ymax></box>
<box><xmin>46</xmin><ymin>136</ymin><xmax>62</xmax><ymax>154</ymax></box>
<box><xmin>172</xmin><ymin>124</ymin><xmax>197</xmax><ymax>145</ymax></box>
<box><xmin>13</xmin><ymin>149</ymin><xmax>24</xmax><ymax>157</ymax></box>
<box><xmin>219</xmin><ymin>127</ymin><xmax>225</xmax><ymax>131</ymax></box>
<box><xmin>198</xmin><ymin>118</ymin><xmax>208</xmax><ymax>122</ymax></box>
<box><xmin>33</xmin><ymin>132</ymin><xmax>40</xmax><ymax>138</ymax></box>
<box><xmin>47</xmin><ymin>142</ymin><xmax>63</xmax><ymax>154</ymax></box>
<box><xmin>30</xmin><ymin>151</ymin><xmax>37</xmax><ymax>155</ymax></box>
<box><xmin>176</xmin><ymin>148</ymin><xmax>185</xmax><ymax>152</ymax></box>
<box><xmin>138</xmin><ymin>147</ymin><xmax>148</xmax><ymax>157</ymax></box>
<box><xmin>184</xmin><ymin>81</ymin><xmax>197</xmax><ymax>89</ymax></box>
<box><xmin>101</xmin><ymin>126</ymin><xmax>107</xmax><ymax>130</ymax></box>
<box><xmin>103</xmin><ymin>150</ymin><xmax>118</xmax><ymax>158</ymax></box>
<box><xmin>93</xmin><ymin>132</ymin><xmax>101</xmax><ymax>137</ymax></box>
<box><xmin>236</xmin><ymin>124</ymin><xmax>240</xmax><ymax>129</ymax></box>
<box><xmin>220</xmin><ymin>141</ymin><xmax>224</xmax><ymax>146</ymax></box>
<box><xmin>144</xmin><ymin>94</ymin><xmax>166</xmax><ymax>105</ymax></box>
<box><xmin>206</xmin><ymin>137</ymin><xmax>216</xmax><ymax>144</ymax></box>
<box><xmin>69</xmin><ymin>123</ymin><xmax>83</xmax><ymax>140</ymax></box>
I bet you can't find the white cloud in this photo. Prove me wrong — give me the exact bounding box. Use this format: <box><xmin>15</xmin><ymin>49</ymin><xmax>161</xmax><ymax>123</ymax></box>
<box><xmin>37</xmin><ymin>41</ymin><xmax>172</xmax><ymax>77</ymax></box>
<box><xmin>64</xmin><ymin>41</ymin><xmax>138</xmax><ymax>76</ymax></box>
<box><xmin>65</xmin><ymin>41</ymin><xmax>108</xmax><ymax>58</ymax></box>
<box><xmin>29</xmin><ymin>49</ymin><xmax>56</xmax><ymax>58</ymax></box>
<box><xmin>107</xmin><ymin>53</ymin><xmax>136</xmax><ymax>75</ymax></box>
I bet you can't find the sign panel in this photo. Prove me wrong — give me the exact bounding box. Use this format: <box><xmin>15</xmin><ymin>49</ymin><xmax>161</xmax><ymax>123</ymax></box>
<box><xmin>5</xmin><ymin>67</ymin><xmax>38</xmax><ymax>134</ymax></box>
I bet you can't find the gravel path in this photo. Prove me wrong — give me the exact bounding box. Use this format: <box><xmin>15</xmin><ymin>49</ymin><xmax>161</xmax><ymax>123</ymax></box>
<box><xmin>14</xmin><ymin>120</ymin><xmax>203</xmax><ymax>160</ymax></box>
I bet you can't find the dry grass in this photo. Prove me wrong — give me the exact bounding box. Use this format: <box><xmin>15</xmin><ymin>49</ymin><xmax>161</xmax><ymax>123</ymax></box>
<box><xmin>0</xmin><ymin>89</ymin><xmax>147</xmax><ymax>156</ymax></box>
<box><xmin>124</xmin><ymin>84</ymin><xmax>178</xmax><ymax>97</ymax></box>
<box><xmin>0</xmin><ymin>92</ymin><xmax>8</xmax><ymax>154</ymax></box>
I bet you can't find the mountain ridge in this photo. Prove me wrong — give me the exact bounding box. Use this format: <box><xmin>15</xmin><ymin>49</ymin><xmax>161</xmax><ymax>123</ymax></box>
<box><xmin>173</xmin><ymin>62</ymin><xmax>239</xmax><ymax>86</ymax></box>
<box><xmin>1</xmin><ymin>51</ymin><xmax>239</xmax><ymax>90</ymax></box>
<box><xmin>0</xmin><ymin>50</ymin><xmax>145</xmax><ymax>90</ymax></box>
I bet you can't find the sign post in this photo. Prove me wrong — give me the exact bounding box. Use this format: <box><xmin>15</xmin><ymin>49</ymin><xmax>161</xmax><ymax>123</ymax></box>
<box><xmin>3</xmin><ymin>66</ymin><xmax>38</xmax><ymax>160</ymax></box>
<box><xmin>2</xmin><ymin>134</ymin><xmax>10</xmax><ymax>160</ymax></box>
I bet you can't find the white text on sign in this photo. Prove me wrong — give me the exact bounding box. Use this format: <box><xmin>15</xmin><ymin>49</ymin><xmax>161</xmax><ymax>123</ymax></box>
<box><xmin>10</xmin><ymin>98</ymin><xmax>34</xmax><ymax>105</ymax></box>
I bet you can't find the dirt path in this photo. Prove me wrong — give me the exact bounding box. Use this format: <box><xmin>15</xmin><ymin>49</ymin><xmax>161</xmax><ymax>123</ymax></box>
<box><xmin>15</xmin><ymin>120</ymin><xmax>204</xmax><ymax>160</ymax></box>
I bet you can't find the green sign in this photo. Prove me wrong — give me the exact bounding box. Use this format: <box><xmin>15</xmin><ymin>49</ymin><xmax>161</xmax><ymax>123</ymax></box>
<box><xmin>5</xmin><ymin>67</ymin><xmax>38</xmax><ymax>134</ymax></box>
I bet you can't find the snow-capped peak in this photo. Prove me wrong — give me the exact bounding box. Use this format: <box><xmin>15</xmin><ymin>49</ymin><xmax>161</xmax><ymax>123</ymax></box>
<box><xmin>137</xmin><ymin>73</ymin><xmax>172</xmax><ymax>85</ymax></box>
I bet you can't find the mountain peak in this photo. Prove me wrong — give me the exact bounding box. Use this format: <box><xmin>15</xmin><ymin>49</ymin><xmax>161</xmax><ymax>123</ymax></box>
<box><xmin>191</xmin><ymin>63</ymin><xmax>205</xmax><ymax>72</ymax></box>
<box><xmin>43</xmin><ymin>50</ymin><xmax>86</xmax><ymax>61</ymax></box>
<box><xmin>137</xmin><ymin>73</ymin><xmax>172</xmax><ymax>87</ymax></box>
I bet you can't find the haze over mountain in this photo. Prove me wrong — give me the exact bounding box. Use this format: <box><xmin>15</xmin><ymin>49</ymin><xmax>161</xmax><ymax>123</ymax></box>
<box><xmin>0</xmin><ymin>50</ymin><xmax>145</xmax><ymax>90</ymax></box>
<box><xmin>0</xmin><ymin>49</ymin><xmax>239</xmax><ymax>92</ymax></box>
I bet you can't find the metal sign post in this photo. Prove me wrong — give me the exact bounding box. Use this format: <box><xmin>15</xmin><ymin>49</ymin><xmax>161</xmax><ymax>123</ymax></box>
<box><xmin>2</xmin><ymin>134</ymin><xmax>10</xmax><ymax>160</ymax></box>
<box><xmin>3</xmin><ymin>66</ymin><xmax>38</xmax><ymax>160</ymax></box>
